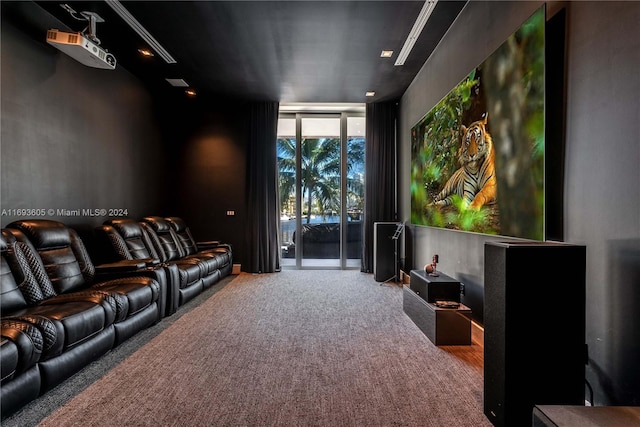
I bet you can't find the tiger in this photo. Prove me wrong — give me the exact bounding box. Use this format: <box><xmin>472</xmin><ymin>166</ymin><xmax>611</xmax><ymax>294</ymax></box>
<box><xmin>433</xmin><ymin>113</ymin><xmax>497</xmax><ymax>210</ymax></box>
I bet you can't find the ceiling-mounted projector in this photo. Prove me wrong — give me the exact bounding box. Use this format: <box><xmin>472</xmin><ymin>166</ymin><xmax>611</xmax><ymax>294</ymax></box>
<box><xmin>46</xmin><ymin>8</ymin><xmax>116</xmax><ymax>70</ymax></box>
<box><xmin>46</xmin><ymin>29</ymin><xmax>116</xmax><ymax>70</ymax></box>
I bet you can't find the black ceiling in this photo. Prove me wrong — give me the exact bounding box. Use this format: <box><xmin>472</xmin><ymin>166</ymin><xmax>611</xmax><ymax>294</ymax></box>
<box><xmin>4</xmin><ymin>1</ymin><xmax>466</xmax><ymax>103</ymax></box>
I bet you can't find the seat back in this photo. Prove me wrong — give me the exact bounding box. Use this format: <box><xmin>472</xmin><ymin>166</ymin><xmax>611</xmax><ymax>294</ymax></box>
<box><xmin>97</xmin><ymin>218</ymin><xmax>159</xmax><ymax>262</ymax></box>
<box><xmin>7</xmin><ymin>220</ymin><xmax>94</xmax><ymax>294</ymax></box>
<box><xmin>1</xmin><ymin>230</ymin><xmax>29</xmax><ymax>313</ymax></box>
<box><xmin>1</xmin><ymin>228</ymin><xmax>58</xmax><ymax>309</ymax></box>
<box><xmin>140</xmin><ymin>217</ymin><xmax>184</xmax><ymax>262</ymax></box>
<box><xmin>165</xmin><ymin>217</ymin><xmax>198</xmax><ymax>256</ymax></box>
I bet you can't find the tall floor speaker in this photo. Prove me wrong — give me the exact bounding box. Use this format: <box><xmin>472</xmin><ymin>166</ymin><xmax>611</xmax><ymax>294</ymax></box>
<box><xmin>373</xmin><ymin>222</ymin><xmax>398</xmax><ymax>282</ymax></box>
<box><xmin>484</xmin><ymin>241</ymin><xmax>586</xmax><ymax>427</ymax></box>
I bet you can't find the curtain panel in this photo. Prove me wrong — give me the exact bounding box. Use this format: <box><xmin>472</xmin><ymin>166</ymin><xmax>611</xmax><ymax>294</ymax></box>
<box><xmin>362</xmin><ymin>101</ymin><xmax>398</xmax><ymax>273</ymax></box>
<box><xmin>245</xmin><ymin>101</ymin><xmax>281</xmax><ymax>273</ymax></box>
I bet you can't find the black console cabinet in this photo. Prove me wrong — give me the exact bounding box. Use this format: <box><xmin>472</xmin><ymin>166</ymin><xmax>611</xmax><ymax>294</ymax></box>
<box><xmin>403</xmin><ymin>285</ymin><xmax>471</xmax><ymax>345</ymax></box>
<box><xmin>483</xmin><ymin>241</ymin><xmax>586</xmax><ymax>427</ymax></box>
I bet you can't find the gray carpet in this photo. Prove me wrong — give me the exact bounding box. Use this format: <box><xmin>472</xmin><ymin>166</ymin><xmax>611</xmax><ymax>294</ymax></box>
<box><xmin>2</xmin><ymin>275</ymin><xmax>234</xmax><ymax>427</ymax></box>
<box><xmin>14</xmin><ymin>271</ymin><xmax>490</xmax><ymax>426</ymax></box>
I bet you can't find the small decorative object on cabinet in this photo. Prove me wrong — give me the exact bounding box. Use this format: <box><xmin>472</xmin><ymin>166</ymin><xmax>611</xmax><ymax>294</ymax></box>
<box><xmin>425</xmin><ymin>254</ymin><xmax>439</xmax><ymax>276</ymax></box>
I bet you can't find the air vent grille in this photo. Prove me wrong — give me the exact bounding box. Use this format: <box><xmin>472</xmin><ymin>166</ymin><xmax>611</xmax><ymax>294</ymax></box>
<box><xmin>67</xmin><ymin>34</ymin><xmax>79</xmax><ymax>44</ymax></box>
<box><xmin>47</xmin><ymin>30</ymin><xmax>57</xmax><ymax>40</ymax></box>
<box><xmin>165</xmin><ymin>78</ymin><xmax>189</xmax><ymax>87</ymax></box>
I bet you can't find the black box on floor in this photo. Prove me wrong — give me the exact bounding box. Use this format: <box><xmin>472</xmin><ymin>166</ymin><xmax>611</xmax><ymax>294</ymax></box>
<box><xmin>410</xmin><ymin>269</ymin><xmax>460</xmax><ymax>303</ymax></box>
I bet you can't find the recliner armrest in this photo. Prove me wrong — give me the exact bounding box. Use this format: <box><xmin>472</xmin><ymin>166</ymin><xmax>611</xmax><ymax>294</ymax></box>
<box><xmin>95</xmin><ymin>260</ymin><xmax>149</xmax><ymax>273</ymax></box>
<box><xmin>196</xmin><ymin>240</ymin><xmax>221</xmax><ymax>249</ymax></box>
<box><xmin>93</xmin><ymin>260</ymin><xmax>170</xmax><ymax>320</ymax></box>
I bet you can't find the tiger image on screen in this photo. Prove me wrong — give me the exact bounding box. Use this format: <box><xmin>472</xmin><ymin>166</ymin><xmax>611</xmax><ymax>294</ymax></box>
<box><xmin>434</xmin><ymin>114</ymin><xmax>497</xmax><ymax>210</ymax></box>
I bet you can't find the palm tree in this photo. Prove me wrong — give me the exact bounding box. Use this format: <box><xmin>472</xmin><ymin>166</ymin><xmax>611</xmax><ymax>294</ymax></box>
<box><xmin>277</xmin><ymin>137</ymin><xmax>296</xmax><ymax>213</ymax></box>
<box><xmin>278</xmin><ymin>137</ymin><xmax>341</xmax><ymax>223</ymax></box>
<box><xmin>300</xmin><ymin>137</ymin><xmax>340</xmax><ymax>223</ymax></box>
<box><xmin>346</xmin><ymin>137</ymin><xmax>365</xmax><ymax>216</ymax></box>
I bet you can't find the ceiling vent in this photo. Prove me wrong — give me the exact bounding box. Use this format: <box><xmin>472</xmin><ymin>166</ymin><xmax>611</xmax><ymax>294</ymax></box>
<box><xmin>165</xmin><ymin>78</ymin><xmax>190</xmax><ymax>87</ymax></box>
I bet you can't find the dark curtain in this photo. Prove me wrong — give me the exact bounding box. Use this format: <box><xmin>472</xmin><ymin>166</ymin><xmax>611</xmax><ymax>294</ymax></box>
<box><xmin>245</xmin><ymin>101</ymin><xmax>281</xmax><ymax>273</ymax></box>
<box><xmin>362</xmin><ymin>101</ymin><xmax>398</xmax><ymax>273</ymax></box>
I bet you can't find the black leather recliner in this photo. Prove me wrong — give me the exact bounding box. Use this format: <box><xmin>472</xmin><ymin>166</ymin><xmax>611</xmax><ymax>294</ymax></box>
<box><xmin>165</xmin><ymin>216</ymin><xmax>232</xmax><ymax>276</ymax></box>
<box><xmin>0</xmin><ymin>220</ymin><xmax>164</xmax><ymax>417</ymax></box>
<box><xmin>1</xmin><ymin>227</ymin><xmax>115</xmax><ymax>416</ymax></box>
<box><xmin>95</xmin><ymin>218</ymin><xmax>180</xmax><ymax>316</ymax></box>
<box><xmin>140</xmin><ymin>216</ymin><xmax>232</xmax><ymax>305</ymax></box>
<box><xmin>141</xmin><ymin>217</ymin><xmax>217</xmax><ymax>278</ymax></box>
<box><xmin>0</xmin><ymin>319</ymin><xmax>43</xmax><ymax>417</ymax></box>
<box><xmin>97</xmin><ymin>216</ymin><xmax>232</xmax><ymax>309</ymax></box>
<box><xmin>1</xmin><ymin>231</ymin><xmax>44</xmax><ymax>415</ymax></box>
<box><xmin>6</xmin><ymin>220</ymin><xmax>163</xmax><ymax>344</ymax></box>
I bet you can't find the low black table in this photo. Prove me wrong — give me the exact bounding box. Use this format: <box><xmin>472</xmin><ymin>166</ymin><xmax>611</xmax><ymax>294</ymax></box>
<box><xmin>403</xmin><ymin>285</ymin><xmax>472</xmax><ymax>345</ymax></box>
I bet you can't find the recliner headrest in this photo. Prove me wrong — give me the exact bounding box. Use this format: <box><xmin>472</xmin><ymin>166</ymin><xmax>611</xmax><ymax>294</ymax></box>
<box><xmin>7</xmin><ymin>220</ymin><xmax>71</xmax><ymax>250</ymax></box>
<box><xmin>166</xmin><ymin>217</ymin><xmax>187</xmax><ymax>233</ymax></box>
<box><xmin>106</xmin><ymin>218</ymin><xmax>143</xmax><ymax>239</ymax></box>
<box><xmin>141</xmin><ymin>216</ymin><xmax>171</xmax><ymax>233</ymax></box>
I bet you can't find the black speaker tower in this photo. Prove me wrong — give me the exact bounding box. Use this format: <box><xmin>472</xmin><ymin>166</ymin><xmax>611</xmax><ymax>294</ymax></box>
<box><xmin>373</xmin><ymin>222</ymin><xmax>399</xmax><ymax>282</ymax></box>
<box><xmin>483</xmin><ymin>241</ymin><xmax>586</xmax><ymax>427</ymax></box>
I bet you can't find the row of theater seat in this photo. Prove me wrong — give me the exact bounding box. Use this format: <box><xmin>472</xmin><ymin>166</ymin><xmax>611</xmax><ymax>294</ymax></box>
<box><xmin>1</xmin><ymin>216</ymin><xmax>232</xmax><ymax>417</ymax></box>
<box><xmin>96</xmin><ymin>216</ymin><xmax>232</xmax><ymax>314</ymax></box>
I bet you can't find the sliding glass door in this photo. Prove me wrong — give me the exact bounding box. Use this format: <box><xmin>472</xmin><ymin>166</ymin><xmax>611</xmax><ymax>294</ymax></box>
<box><xmin>278</xmin><ymin>113</ymin><xmax>364</xmax><ymax>269</ymax></box>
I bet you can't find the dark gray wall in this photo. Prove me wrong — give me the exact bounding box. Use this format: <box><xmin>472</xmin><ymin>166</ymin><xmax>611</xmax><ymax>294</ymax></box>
<box><xmin>399</xmin><ymin>1</ymin><xmax>639</xmax><ymax>406</ymax></box>
<box><xmin>0</xmin><ymin>6</ymin><xmax>248</xmax><ymax>267</ymax></box>
<box><xmin>1</xmin><ymin>16</ymin><xmax>165</xmax><ymax>237</ymax></box>
<box><xmin>563</xmin><ymin>1</ymin><xmax>640</xmax><ymax>407</ymax></box>
<box><xmin>160</xmin><ymin>100</ymin><xmax>248</xmax><ymax>269</ymax></box>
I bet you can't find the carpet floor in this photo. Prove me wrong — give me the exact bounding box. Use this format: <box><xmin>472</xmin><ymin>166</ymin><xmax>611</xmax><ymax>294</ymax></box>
<box><xmin>13</xmin><ymin>270</ymin><xmax>490</xmax><ymax>426</ymax></box>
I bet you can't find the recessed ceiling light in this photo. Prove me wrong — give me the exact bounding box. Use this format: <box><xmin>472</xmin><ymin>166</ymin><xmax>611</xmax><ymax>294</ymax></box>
<box><xmin>380</xmin><ymin>50</ymin><xmax>394</xmax><ymax>58</ymax></box>
<box><xmin>365</xmin><ymin>91</ymin><xmax>376</xmax><ymax>97</ymax></box>
<box><xmin>165</xmin><ymin>78</ymin><xmax>189</xmax><ymax>87</ymax></box>
<box><xmin>138</xmin><ymin>48</ymin><xmax>154</xmax><ymax>57</ymax></box>
<box><xmin>185</xmin><ymin>89</ymin><xmax>197</xmax><ymax>97</ymax></box>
